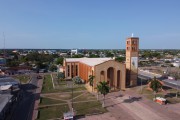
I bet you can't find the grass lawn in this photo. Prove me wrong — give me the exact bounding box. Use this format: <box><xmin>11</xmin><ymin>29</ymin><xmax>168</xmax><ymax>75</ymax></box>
<box><xmin>60</xmin><ymin>86</ymin><xmax>86</xmax><ymax>92</ymax></box>
<box><xmin>138</xmin><ymin>86</ymin><xmax>152</xmax><ymax>94</ymax></box>
<box><xmin>39</xmin><ymin>97</ymin><xmax>66</xmax><ymax>106</ymax></box>
<box><xmin>41</xmin><ymin>74</ymin><xmax>59</xmax><ymax>93</ymax></box>
<box><xmin>43</xmin><ymin>91</ymin><xmax>84</xmax><ymax>100</ymax></box>
<box><xmin>74</xmin><ymin>92</ymin><xmax>96</xmax><ymax>102</ymax></box>
<box><xmin>12</xmin><ymin>74</ymin><xmax>30</xmax><ymax>84</ymax></box>
<box><xmin>166</xmin><ymin>97</ymin><xmax>180</xmax><ymax>104</ymax></box>
<box><xmin>58</xmin><ymin>80</ymin><xmax>67</xmax><ymax>85</ymax></box>
<box><xmin>74</xmin><ymin>101</ymin><xmax>107</xmax><ymax>116</ymax></box>
<box><xmin>42</xmin><ymin>74</ymin><xmax>86</xmax><ymax>93</ymax></box>
<box><xmin>37</xmin><ymin>105</ymin><xmax>69</xmax><ymax>120</ymax></box>
<box><xmin>44</xmin><ymin>94</ymin><xmax>71</xmax><ymax>100</ymax></box>
<box><xmin>145</xmin><ymin>93</ymin><xmax>164</xmax><ymax>100</ymax></box>
<box><xmin>39</xmin><ymin>78</ymin><xmax>108</xmax><ymax>119</ymax></box>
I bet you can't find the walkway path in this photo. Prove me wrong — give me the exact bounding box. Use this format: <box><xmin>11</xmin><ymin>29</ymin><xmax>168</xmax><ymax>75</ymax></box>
<box><xmin>102</xmin><ymin>90</ymin><xmax>180</xmax><ymax>120</ymax></box>
<box><xmin>32</xmin><ymin>75</ymin><xmax>43</xmax><ymax>120</ymax></box>
<box><xmin>124</xmin><ymin>89</ymin><xmax>180</xmax><ymax>118</ymax></box>
<box><xmin>40</xmin><ymin>88</ymin><xmax>89</xmax><ymax>112</ymax></box>
<box><xmin>79</xmin><ymin>89</ymin><xmax>180</xmax><ymax>120</ymax></box>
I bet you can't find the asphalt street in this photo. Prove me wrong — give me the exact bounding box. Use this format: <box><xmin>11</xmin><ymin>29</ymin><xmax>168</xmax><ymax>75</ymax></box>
<box><xmin>11</xmin><ymin>73</ymin><xmax>38</xmax><ymax>120</ymax></box>
<box><xmin>163</xmin><ymin>80</ymin><xmax>180</xmax><ymax>90</ymax></box>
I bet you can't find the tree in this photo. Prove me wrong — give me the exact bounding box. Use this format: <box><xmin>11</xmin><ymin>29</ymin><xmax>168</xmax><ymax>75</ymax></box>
<box><xmin>149</xmin><ymin>77</ymin><xmax>162</xmax><ymax>99</ymax></box>
<box><xmin>115</xmin><ymin>57</ymin><xmax>125</xmax><ymax>63</ymax></box>
<box><xmin>88</xmin><ymin>75</ymin><xmax>95</xmax><ymax>92</ymax></box>
<box><xmin>105</xmin><ymin>51</ymin><xmax>114</xmax><ymax>58</ymax></box>
<box><xmin>55</xmin><ymin>57</ymin><xmax>64</xmax><ymax>65</ymax></box>
<box><xmin>89</xmin><ymin>54</ymin><xmax>99</xmax><ymax>58</ymax></box>
<box><xmin>72</xmin><ymin>54</ymin><xmax>84</xmax><ymax>58</ymax></box>
<box><xmin>49</xmin><ymin>64</ymin><xmax>57</xmax><ymax>72</ymax></box>
<box><xmin>97</xmin><ymin>81</ymin><xmax>110</xmax><ymax>107</ymax></box>
<box><xmin>72</xmin><ymin>76</ymin><xmax>84</xmax><ymax>84</ymax></box>
<box><xmin>6</xmin><ymin>59</ymin><xmax>19</xmax><ymax>67</ymax></box>
<box><xmin>57</xmin><ymin>72</ymin><xmax>65</xmax><ymax>79</ymax></box>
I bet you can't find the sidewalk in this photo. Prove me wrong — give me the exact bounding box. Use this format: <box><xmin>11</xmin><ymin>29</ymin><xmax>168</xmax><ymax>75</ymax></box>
<box><xmin>32</xmin><ymin>78</ymin><xmax>43</xmax><ymax>120</ymax></box>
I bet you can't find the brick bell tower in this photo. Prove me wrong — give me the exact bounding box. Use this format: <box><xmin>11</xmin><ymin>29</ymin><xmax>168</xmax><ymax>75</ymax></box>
<box><xmin>126</xmin><ymin>35</ymin><xmax>139</xmax><ymax>87</ymax></box>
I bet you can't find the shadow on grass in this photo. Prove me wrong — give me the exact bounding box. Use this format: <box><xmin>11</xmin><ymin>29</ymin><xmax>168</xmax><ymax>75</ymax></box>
<box><xmin>74</xmin><ymin>115</ymin><xmax>86</xmax><ymax>119</ymax></box>
<box><xmin>105</xmin><ymin>102</ymin><xmax>121</xmax><ymax>108</ymax></box>
<box><xmin>162</xmin><ymin>86</ymin><xmax>173</xmax><ymax>91</ymax></box>
<box><xmin>100</xmin><ymin>94</ymin><xmax>124</xmax><ymax>101</ymax></box>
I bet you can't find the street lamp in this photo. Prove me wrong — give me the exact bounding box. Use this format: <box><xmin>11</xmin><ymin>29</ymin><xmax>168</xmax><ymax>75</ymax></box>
<box><xmin>176</xmin><ymin>72</ymin><xmax>179</xmax><ymax>98</ymax></box>
<box><xmin>71</xmin><ymin>81</ymin><xmax>74</xmax><ymax>113</ymax></box>
<box><xmin>140</xmin><ymin>78</ymin><xmax>142</xmax><ymax>93</ymax></box>
<box><xmin>96</xmin><ymin>80</ymin><xmax>99</xmax><ymax>100</ymax></box>
<box><xmin>176</xmin><ymin>82</ymin><xmax>178</xmax><ymax>98</ymax></box>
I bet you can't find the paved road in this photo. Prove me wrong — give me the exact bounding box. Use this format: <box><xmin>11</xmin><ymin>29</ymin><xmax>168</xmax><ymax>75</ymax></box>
<box><xmin>11</xmin><ymin>73</ymin><xmax>38</xmax><ymax>120</ymax></box>
<box><xmin>138</xmin><ymin>70</ymin><xmax>162</xmax><ymax>79</ymax></box>
<box><xmin>163</xmin><ymin>79</ymin><xmax>180</xmax><ymax>90</ymax></box>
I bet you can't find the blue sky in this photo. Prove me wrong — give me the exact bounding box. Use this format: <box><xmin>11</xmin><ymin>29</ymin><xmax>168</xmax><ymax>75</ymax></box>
<box><xmin>0</xmin><ymin>0</ymin><xmax>180</xmax><ymax>49</ymax></box>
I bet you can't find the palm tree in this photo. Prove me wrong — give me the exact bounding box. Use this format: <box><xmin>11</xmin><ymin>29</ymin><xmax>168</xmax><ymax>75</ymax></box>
<box><xmin>149</xmin><ymin>77</ymin><xmax>162</xmax><ymax>99</ymax></box>
<box><xmin>97</xmin><ymin>81</ymin><xmax>110</xmax><ymax>107</ymax></box>
<box><xmin>88</xmin><ymin>75</ymin><xmax>95</xmax><ymax>92</ymax></box>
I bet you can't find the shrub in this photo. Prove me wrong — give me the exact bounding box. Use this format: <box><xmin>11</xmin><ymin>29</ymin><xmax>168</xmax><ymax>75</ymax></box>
<box><xmin>72</xmin><ymin>76</ymin><xmax>84</xmax><ymax>84</ymax></box>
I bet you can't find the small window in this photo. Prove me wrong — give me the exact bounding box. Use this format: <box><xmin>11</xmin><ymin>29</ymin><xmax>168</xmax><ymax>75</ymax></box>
<box><xmin>67</xmin><ymin>65</ymin><xmax>70</xmax><ymax>77</ymax></box>
<box><xmin>71</xmin><ymin>65</ymin><xmax>74</xmax><ymax>77</ymax></box>
<box><xmin>76</xmin><ymin>65</ymin><xmax>78</xmax><ymax>76</ymax></box>
<box><xmin>132</xmin><ymin>41</ymin><xmax>136</xmax><ymax>44</ymax></box>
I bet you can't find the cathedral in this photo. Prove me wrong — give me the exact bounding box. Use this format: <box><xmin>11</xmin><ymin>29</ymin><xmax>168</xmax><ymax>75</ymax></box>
<box><xmin>63</xmin><ymin>37</ymin><xmax>139</xmax><ymax>90</ymax></box>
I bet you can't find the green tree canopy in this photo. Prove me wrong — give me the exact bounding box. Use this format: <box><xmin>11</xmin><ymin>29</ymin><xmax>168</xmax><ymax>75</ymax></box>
<box><xmin>115</xmin><ymin>57</ymin><xmax>125</xmax><ymax>63</ymax></box>
<box><xmin>149</xmin><ymin>77</ymin><xmax>163</xmax><ymax>98</ymax></box>
<box><xmin>88</xmin><ymin>75</ymin><xmax>95</xmax><ymax>92</ymax></box>
<box><xmin>55</xmin><ymin>57</ymin><xmax>64</xmax><ymax>65</ymax></box>
<box><xmin>49</xmin><ymin>64</ymin><xmax>57</xmax><ymax>72</ymax></box>
<box><xmin>97</xmin><ymin>81</ymin><xmax>110</xmax><ymax>107</ymax></box>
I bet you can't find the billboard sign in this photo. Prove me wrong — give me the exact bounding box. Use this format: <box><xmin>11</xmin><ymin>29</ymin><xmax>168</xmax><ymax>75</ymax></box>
<box><xmin>131</xmin><ymin>57</ymin><xmax>138</xmax><ymax>69</ymax></box>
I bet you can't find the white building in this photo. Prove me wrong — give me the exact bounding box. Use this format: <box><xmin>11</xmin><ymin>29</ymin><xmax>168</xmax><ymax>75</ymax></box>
<box><xmin>71</xmin><ymin>49</ymin><xmax>78</xmax><ymax>55</ymax></box>
<box><xmin>172</xmin><ymin>62</ymin><xmax>180</xmax><ymax>67</ymax></box>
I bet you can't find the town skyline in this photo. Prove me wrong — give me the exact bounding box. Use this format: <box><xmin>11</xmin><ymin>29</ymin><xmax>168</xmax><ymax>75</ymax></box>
<box><xmin>0</xmin><ymin>0</ymin><xmax>180</xmax><ymax>49</ymax></box>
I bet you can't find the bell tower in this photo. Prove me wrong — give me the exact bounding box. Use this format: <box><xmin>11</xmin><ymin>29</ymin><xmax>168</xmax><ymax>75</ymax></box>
<box><xmin>126</xmin><ymin>36</ymin><xmax>139</xmax><ymax>87</ymax></box>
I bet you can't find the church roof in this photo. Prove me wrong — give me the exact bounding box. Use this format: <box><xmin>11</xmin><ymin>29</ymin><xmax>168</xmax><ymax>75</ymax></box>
<box><xmin>65</xmin><ymin>58</ymin><xmax>112</xmax><ymax>66</ymax></box>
